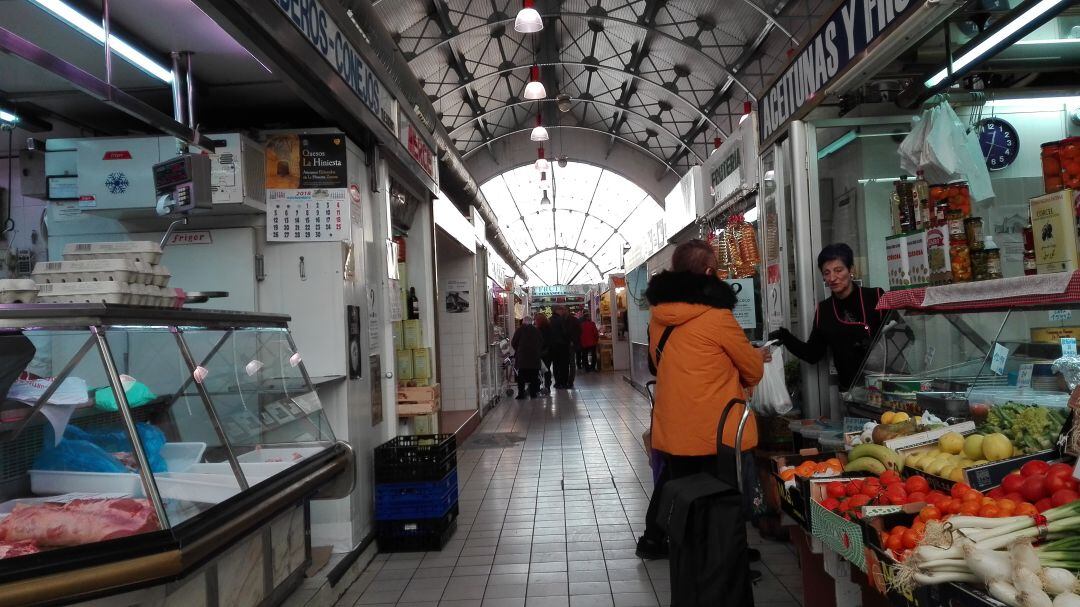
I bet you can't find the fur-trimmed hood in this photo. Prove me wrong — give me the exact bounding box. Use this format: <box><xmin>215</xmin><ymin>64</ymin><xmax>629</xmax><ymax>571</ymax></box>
<box><xmin>645</xmin><ymin>270</ymin><xmax>738</xmax><ymax>309</ymax></box>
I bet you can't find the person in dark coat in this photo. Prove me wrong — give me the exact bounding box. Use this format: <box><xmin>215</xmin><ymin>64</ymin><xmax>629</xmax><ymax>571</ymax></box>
<box><xmin>564</xmin><ymin>311</ymin><xmax>582</xmax><ymax>388</ymax></box>
<box><xmin>547</xmin><ymin>307</ymin><xmax>571</xmax><ymax>389</ymax></box>
<box><xmin>510</xmin><ymin>316</ymin><xmax>543</xmax><ymax>399</ymax></box>
<box><xmin>535</xmin><ymin>312</ymin><xmax>554</xmax><ymax>395</ymax></box>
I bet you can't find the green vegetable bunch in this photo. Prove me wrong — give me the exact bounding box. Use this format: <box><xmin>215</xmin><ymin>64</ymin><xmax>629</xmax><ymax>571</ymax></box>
<box><xmin>978</xmin><ymin>401</ymin><xmax>1068</xmax><ymax>454</ymax></box>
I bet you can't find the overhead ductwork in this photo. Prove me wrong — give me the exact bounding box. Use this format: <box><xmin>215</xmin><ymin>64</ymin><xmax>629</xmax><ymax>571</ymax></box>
<box><xmin>342</xmin><ymin>0</ymin><xmax>529</xmax><ymax>282</ymax></box>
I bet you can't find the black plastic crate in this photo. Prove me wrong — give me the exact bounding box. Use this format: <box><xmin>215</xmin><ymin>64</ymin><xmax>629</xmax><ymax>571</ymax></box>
<box><xmin>375</xmin><ymin>504</ymin><xmax>459</xmax><ymax>552</ymax></box>
<box><xmin>374</xmin><ymin>434</ymin><xmax>457</xmax><ymax>483</ymax></box>
<box><xmin>375</xmin><ymin>470</ymin><xmax>459</xmax><ymax>521</ymax></box>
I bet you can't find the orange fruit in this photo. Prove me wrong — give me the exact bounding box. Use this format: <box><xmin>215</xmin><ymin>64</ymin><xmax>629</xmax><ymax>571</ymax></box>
<box><xmin>780</xmin><ymin>469</ymin><xmax>796</xmax><ymax>481</ymax></box>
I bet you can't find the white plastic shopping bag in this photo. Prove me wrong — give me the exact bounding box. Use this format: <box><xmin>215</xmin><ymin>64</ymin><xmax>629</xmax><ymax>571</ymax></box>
<box><xmin>751</xmin><ymin>349</ymin><xmax>792</xmax><ymax>416</ymax></box>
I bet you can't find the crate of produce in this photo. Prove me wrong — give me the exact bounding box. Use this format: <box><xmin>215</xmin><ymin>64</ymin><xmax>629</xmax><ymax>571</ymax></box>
<box><xmin>769</xmin><ymin>450</ymin><xmax>843</xmax><ymax>528</ymax></box>
<box><xmin>375</xmin><ymin>504</ymin><xmax>459</xmax><ymax>552</ymax></box>
<box><xmin>375</xmin><ymin>470</ymin><xmax>459</xmax><ymax>521</ymax></box>
<box><xmin>397</xmin><ymin>384</ymin><xmax>440</xmax><ymax>403</ymax></box>
<box><xmin>374</xmin><ymin>434</ymin><xmax>456</xmax><ymax>483</ymax></box>
<box><xmin>808</xmin><ymin>478</ymin><xmax>866</xmax><ymax>571</ymax></box>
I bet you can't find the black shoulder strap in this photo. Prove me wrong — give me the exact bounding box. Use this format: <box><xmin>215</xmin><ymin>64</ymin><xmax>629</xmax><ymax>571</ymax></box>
<box><xmin>648</xmin><ymin>325</ymin><xmax>676</xmax><ymax>375</ymax></box>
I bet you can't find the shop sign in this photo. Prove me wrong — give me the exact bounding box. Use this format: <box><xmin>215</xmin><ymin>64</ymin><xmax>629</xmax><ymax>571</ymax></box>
<box><xmin>398</xmin><ymin>108</ymin><xmax>439</xmax><ymax>185</ymax></box>
<box><xmin>274</xmin><ymin>0</ymin><xmax>396</xmax><ymax>132</ymax></box>
<box><xmin>758</xmin><ymin>0</ymin><xmax>922</xmax><ymax>145</ymax></box>
<box><xmin>532</xmin><ymin>286</ymin><xmax>568</xmax><ymax>297</ymax></box>
<box><xmin>663</xmin><ymin>166</ymin><xmax>705</xmax><ymax>235</ymax></box>
<box><xmin>166</xmin><ymin>231</ymin><xmax>213</xmax><ymax>246</ymax></box>
<box><xmin>704</xmin><ymin>114</ymin><xmax>759</xmax><ymax>206</ymax></box>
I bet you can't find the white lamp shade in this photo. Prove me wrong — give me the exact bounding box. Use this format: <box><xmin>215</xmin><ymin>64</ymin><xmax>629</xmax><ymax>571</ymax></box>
<box><xmin>514</xmin><ymin>7</ymin><xmax>543</xmax><ymax>33</ymax></box>
<box><xmin>534</xmin><ymin>158</ymin><xmax>550</xmax><ymax>172</ymax></box>
<box><xmin>530</xmin><ymin>125</ymin><xmax>549</xmax><ymax>141</ymax></box>
<box><xmin>523</xmin><ymin>80</ymin><xmax>547</xmax><ymax>100</ymax></box>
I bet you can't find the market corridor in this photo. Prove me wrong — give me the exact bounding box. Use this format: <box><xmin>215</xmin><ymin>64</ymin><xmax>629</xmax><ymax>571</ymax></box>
<box><xmin>333</xmin><ymin>372</ymin><xmax>803</xmax><ymax>607</ymax></box>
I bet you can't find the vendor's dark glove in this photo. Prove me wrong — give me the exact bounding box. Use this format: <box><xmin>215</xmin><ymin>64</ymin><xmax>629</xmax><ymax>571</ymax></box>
<box><xmin>768</xmin><ymin>328</ymin><xmax>793</xmax><ymax>345</ymax></box>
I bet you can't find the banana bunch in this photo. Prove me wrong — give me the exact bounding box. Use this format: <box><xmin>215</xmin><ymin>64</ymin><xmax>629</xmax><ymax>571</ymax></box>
<box><xmin>844</xmin><ymin>444</ymin><xmax>905</xmax><ymax>475</ymax></box>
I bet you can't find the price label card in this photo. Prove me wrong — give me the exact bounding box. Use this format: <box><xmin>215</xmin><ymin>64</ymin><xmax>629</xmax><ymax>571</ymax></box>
<box><xmin>990</xmin><ymin>343</ymin><xmax>1009</xmax><ymax>375</ymax></box>
<box><xmin>1050</xmin><ymin>309</ymin><xmax>1073</xmax><ymax>322</ymax></box>
<box><xmin>924</xmin><ymin>345</ymin><xmax>936</xmax><ymax>370</ymax></box>
<box><xmin>1063</xmin><ymin>337</ymin><xmax>1077</xmax><ymax>357</ymax></box>
<box><xmin>1017</xmin><ymin>363</ymin><xmax>1034</xmax><ymax>389</ymax></box>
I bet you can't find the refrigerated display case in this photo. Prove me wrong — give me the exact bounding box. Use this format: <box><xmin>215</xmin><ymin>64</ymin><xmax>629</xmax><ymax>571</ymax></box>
<box><xmin>0</xmin><ymin>304</ymin><xmax>352</xmax><ymax>605</ymax></box>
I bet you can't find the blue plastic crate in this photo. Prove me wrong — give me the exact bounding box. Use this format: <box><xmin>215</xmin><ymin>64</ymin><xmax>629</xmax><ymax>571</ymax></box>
<box><xmin>375</xmin><ymin>470</ymin><xmax>459</xmax><ymax>521</ymax></box>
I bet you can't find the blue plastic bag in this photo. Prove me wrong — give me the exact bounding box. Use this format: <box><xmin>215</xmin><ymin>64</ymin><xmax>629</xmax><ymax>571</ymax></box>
<box><xmin>34</xmin><ymin>423</ymin><xmax>167</xmax><ymax>473</ymax></box>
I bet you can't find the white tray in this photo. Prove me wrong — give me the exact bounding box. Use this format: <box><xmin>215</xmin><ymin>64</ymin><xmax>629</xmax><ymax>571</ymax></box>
<box><xmin>155</xmin><ymin>472</ymin><xmax>241</xmax><ymax>504</ymax></box>
<box><xmin>237</xmin><ymin>447</ymin><xmax>323</xmax><ymax>463</ymax></box>
<box><xmin>29</xmin><ymin>470</ymin><xmax>142</xmax><ymax>496</ymax></box>
<box><xmin>32</xmin><ymin>259</ymin><xmax>142</xmax><ymax>284</ymax></box>
<box><xmin>186</xmin><ymin>462</ymin><xmax>291</xmax><ymax>483</ymax></box>
<box><xmin>63</xmin><ymin>241</ymin><xmax>162</xmax><ymax>265</ymax></box>
<box><xmin>36</xmin><ymin>281</ymin><xmax>132</xmax><ymax>305</ymax></box>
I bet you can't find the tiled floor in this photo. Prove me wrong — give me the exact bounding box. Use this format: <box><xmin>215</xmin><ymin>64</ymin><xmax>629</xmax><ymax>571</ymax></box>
<box><xmin>336</xmin><ymin>372</ymin><xmax>804</xmax><ymax>607</ymax></box>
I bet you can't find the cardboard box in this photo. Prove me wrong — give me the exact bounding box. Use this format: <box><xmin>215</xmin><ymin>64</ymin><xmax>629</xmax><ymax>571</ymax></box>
<box><xmin>926</xmin><ymin>225</ymin><xmax>952</xmax><ymax>286</ymax></box>
<box><xmin>398</xmin><ymin>384</ymin><xmax>440</xmax><ymax>403</ymax></box>
<box><xmin>403</xmin><ymin>319</ymin><xmax>422</xmax><ymax>349</ymax></box>
<box><xmin>808</xmin><ymin>478</ymin><xmax>867</xmax><ymax>571</ymax></box>
<box><xmin>413</xmin><ymin>413</ymin><xmax>437</xmax><ymax>435</ymax></box>
<box><xmin>396</xmin><ymin>349</ymin><xmax>414</xmax><ymax>380</ymax></box>
<box><xmin>412</xmin><ymin>348</ymin><xmax>432</xmax><ymax>379</ymax></box>
<box><xmin>392</xmin><ymin>321</ymin><xmax>403</xmax><ymax>349</ymax></box>
<box><xmin>769</xmin><ymin>450</ymin><xmax>842</xmax><ymax>529</ymax></box>
<box><xmin>905</xmin><ymin>231</ymin><xmax>930</xmax><ymax>288</ymax></box>
<box><xmin>1031</xmin><ymin>190</ymin><xmax>1080</xmax><ymax>274</ymax></box>
<box><xmin>886</xmin><ymin>234</ymin><xmax>909</xmax><ymax>289</ymax></box>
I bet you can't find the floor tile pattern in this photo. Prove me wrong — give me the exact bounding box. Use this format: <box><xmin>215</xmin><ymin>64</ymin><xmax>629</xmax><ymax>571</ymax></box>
<box><xmin>335</xmin><ymin>373</ymin><xmax>804</xmax><ymax>607</ymax></box>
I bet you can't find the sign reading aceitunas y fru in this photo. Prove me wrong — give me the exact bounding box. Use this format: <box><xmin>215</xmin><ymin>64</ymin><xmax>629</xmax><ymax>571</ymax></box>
<box><xmin>758</xmin><ymin>0</ymin><xmax>922</xmax><ymax>145</ymax></box>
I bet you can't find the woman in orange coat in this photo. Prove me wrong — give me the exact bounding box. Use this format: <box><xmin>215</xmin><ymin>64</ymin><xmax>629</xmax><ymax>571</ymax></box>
<box><xmin>637</xmin><ymin>239</ymin><xmax>769</xmax><ymax>561</ymax></box>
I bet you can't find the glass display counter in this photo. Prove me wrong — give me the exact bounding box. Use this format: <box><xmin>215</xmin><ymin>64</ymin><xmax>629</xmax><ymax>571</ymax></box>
<box><xmin>0</xmin><ymin>304</ymin><xmax>353</xmax><ymax>604</ymax></box>
<box><xmin>845</xmin><ymin>274</ymin><xmax>1080</xmax><ymax>424</ymax></box>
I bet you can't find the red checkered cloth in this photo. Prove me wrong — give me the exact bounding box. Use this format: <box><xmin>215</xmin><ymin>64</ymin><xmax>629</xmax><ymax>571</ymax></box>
<box><xmin>877</xmin><ymin>272</ymin><xmax>1080</xmax><ymax>312</ymax></box>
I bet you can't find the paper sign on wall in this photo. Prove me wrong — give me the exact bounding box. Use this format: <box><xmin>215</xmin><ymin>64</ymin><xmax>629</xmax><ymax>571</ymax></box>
<box><xmin>1051</xmin><ymin>309</ymin><xmax>1073</xmax><ymax>322</ymax></box>
<box><xmin>724</xmin><ymin>278</ymin><xmax>757</xmax><ymax>330</ymax></box>
<box><xmin>1017</xmin><ymin>364</ymin><xmax>1034</xmax><ymax>389</ymax></box>
<box><xmin>1063</xmin><ymin>337</ymin><xmax>1077</xmax><ymax>357</ymax></box>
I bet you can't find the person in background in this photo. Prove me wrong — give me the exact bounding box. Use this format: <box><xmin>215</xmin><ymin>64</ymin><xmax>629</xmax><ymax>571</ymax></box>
<box><xmin>769</xmin><ymin>243</ymin><xmax>886</xmax><ymax>391</ymax></box>
<box><xmin>535</xmin><ymin>312</ymin><xmax>554</xmax><ymax>395</ymax></box>
<box><xmin>637</xmin><ymin>239</ymin><xmax>770</xmax><ymax>579</ymax></box>
<box><xmin>564</xmin><ymin>310</ymin><xmax>582</xmax><ymax>388</ymax></box>
<box><xmin>578</xmin><ymin>313</ymin><xmax>600</xmax><ymax>371</ymax></box>
<box><xmin>510</xmin><ymin>316</ymin><xmax>543</xmax><ymax>399</ymax></box>
<box><xmin>547</xmin><ymin>306</ymin><xmax>571</xmax><ymax>389</ymax></box>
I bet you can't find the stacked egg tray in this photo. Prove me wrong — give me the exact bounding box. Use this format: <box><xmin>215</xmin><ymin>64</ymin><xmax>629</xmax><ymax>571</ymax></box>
<box><xmin>31</xmin><ymin>242</ymin><xmax>181</xmax><ymax>307</ymax></box>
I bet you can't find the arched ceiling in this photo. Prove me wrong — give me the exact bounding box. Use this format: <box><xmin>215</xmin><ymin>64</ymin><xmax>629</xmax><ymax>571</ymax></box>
<box><xmin>372</xmin><ymin>0</ymin><xmax>831</xmax><ymax>183</ymax></box>
<box><xmin>479</xmin><ymin>162</ymin><xmax>663</xmax><ymax>285</ymax></box>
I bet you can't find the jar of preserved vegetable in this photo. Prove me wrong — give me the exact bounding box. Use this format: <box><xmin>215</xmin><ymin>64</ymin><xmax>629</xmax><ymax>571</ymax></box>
<box><xmin>950</xmin><ymin>238</ymin><xmax>973</xmax><ymax>282</ymax></box>
<box><xmin>947</xmin><ymin>182</ymin><xmax>972</xmax><ymax>217</ymax></box>
<box><xmin>964</xmin><ymin>217</ymin><xmax>985</xmax><ymax>251</ymax></box>
<box><xmin>983</xmin><ymin>236</ymin><xmax>1003</xmax><ymax>280</ymax></box>
<box><xmin>1023</xmin><ymin>223</ymin><xmax>1037</xmax><ymax>276</ymax></box>
<box><xmin>1062</xmin><ymin>137</ymin><xmax>1080</xmax><ymax>192</ymax></box>
<box><xmin>1042</xmin><ymin>141</ymin><xmax>1065</xmax><ymax>194</ymax></box>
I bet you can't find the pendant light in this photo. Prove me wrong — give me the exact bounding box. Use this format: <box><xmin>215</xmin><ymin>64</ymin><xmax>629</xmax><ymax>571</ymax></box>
<box><xmin>530</xmin><ymin>113</ymin><xmax>549</xmax><ymax>142</ymax></box>
<box><xmin>540</xmin><ymin>189</ymin><xmax>551</xmax><ymax>206</ymax></box>
<box><xmin>514</xmin><ymin>0</ymin><xmax>543</xmax><ymax>33</ymax></box>
<box><xmin>523</xmin><ymin>65</ymin><xmax>547</xmax><ymax>100</ymax></box>
<box><xmin>534</xmin><ymin>147</ymin><xmax>550</xmax><ymax>172</ymax></box>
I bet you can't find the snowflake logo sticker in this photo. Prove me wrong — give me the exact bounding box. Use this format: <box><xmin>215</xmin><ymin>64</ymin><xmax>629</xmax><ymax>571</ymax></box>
<box><xmin>105</xmin><ymin>172</ymin><xmax>130</xmax><ymax>195</ymax></box>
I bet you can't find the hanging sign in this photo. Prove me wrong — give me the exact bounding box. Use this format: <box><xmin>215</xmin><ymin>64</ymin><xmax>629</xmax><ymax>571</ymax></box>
<box><xmin>398</xmin><ymin>108</ymin><xmax>439</xmax><ymax>186</ymax></box>
<box><xmin>703</xmin><ymin>114</ymin><xmax>759</xmax><ymax>207</ymax></box>
<box><xmin>725</xmin><ymin>279</ymin><xmax>758</xmax><ymax>330</ymax></box>
<box><xmin>758</xmin><ymin>0</ymin><xmax>924</xmax><ymax>145</ymax></box>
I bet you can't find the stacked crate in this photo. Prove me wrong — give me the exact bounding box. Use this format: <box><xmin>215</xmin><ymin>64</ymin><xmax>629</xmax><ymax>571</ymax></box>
<box><xmin>373</xmin><ymin>434</ymin><xmax>458</xmax><ymax>552</ymax></box>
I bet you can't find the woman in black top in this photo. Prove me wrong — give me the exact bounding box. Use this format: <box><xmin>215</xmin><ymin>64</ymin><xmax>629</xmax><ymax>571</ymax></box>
<box><xmin>770</xmin><ymin>243</ymin><xmax>886</xmax><ymax>391</ymax></box>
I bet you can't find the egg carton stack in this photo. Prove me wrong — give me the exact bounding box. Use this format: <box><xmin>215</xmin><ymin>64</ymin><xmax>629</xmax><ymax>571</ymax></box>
<box><xmin>32</xmin><ymin>242</ymin><xmax>180</xmax><ymax>307</ymax></box>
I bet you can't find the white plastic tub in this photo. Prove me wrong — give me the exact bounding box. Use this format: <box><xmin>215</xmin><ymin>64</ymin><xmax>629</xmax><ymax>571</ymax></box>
<box><xmin>0</xmin><ymin>279</ymin><xmax>38</xmax><ymax>304</ymax></box>
<box><xmin>161</xmin><ymin>442</ymin><xmax>206</xmax><ymax>473</ymax></box>
<box><xmin>63</xmin><ymin>241</ymin><xmax>163</xmax><ymax>264</ymax></box>
<box><xmin>237</xmin><ymin>447</ymin><xmax>324</xmax><ymax>463</ymax></box>
<box><xmin>29</xmin><ymin>470</ymin><xmax>142</xmax><ymax>496</ymax></box>
<box><xmin>32</xmin><ymin>259</ymin><xmax>142</xmax><ymax>284</ymax></box>
<box><xmin>35</xmin><ymin>281</ymin><xmax>133</xmax><ymax>305</ymax></box>
<box><xmin>155</xmin><ymin>472</ymin><xmax>242</xmax><ymax>503</ymax></box>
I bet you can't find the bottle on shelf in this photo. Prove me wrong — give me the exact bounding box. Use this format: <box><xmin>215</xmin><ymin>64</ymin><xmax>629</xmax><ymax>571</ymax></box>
<box><xmin>408</xmin><ymin>287</ymin><xmax>420</xmax><ymax>320</ymax></box>
<box><xmin>982</xmin><ymin>236</ymin><xmax>1003</xmax><ymax>281</ymax></box>
<box><xmin>1022</xmin><ymin>222</ymin><xmax>1037</xmax><ymax>276</ymax></box>
<box><xmin>914</xmin><ymin>170</ymin><xmax>930</xmax><ymax>230</ymax></box>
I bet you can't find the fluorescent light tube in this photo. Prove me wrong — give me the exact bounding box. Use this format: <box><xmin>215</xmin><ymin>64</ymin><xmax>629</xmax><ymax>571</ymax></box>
<box><xmin>925</xmin><ymin>0</ymin><xmax>1068</xmax><ymax>88</ymax></box>
<box><xmin>29</xmin><ymin>0</ymin><xmax>174</xmax><ymax>83</ymax></box>
<box><xmin>0</xmin><ymin>110</ymin><xmax>18</xmax><ymax>124</ymax></box>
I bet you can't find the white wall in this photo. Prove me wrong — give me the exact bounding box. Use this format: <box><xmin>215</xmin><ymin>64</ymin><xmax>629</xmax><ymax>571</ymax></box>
<box><xmin>0</xmin><ymin>156</ymin><xmax>49</xmax><ymax>278</ymax></box>
<box><xmin>436</xmin><ymin>230</ymin><xmax>479</xmax><ymax>411</ymax></box>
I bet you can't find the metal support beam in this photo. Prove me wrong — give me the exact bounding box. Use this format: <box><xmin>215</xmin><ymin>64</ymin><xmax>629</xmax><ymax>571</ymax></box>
<box><xmin>430</xmin><ymin>0</ymin><xmax>496</xmax><ymax>151</ymax></box>
<box><xmin>607</xmin><ymin>0</ymin><xmax>664</xmax><ymax>155</ymax></box>
<box><xmin>0</xmin><ymin>27</ymin><xmax>214</xmax><ymax>151</ymax></box>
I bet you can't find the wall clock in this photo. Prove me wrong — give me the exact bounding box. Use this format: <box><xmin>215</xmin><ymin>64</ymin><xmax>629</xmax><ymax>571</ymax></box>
<box><xmin>978</xmin><ymin>117</ymin><xmax>1019</xmax><ymax>171</ymax></box>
